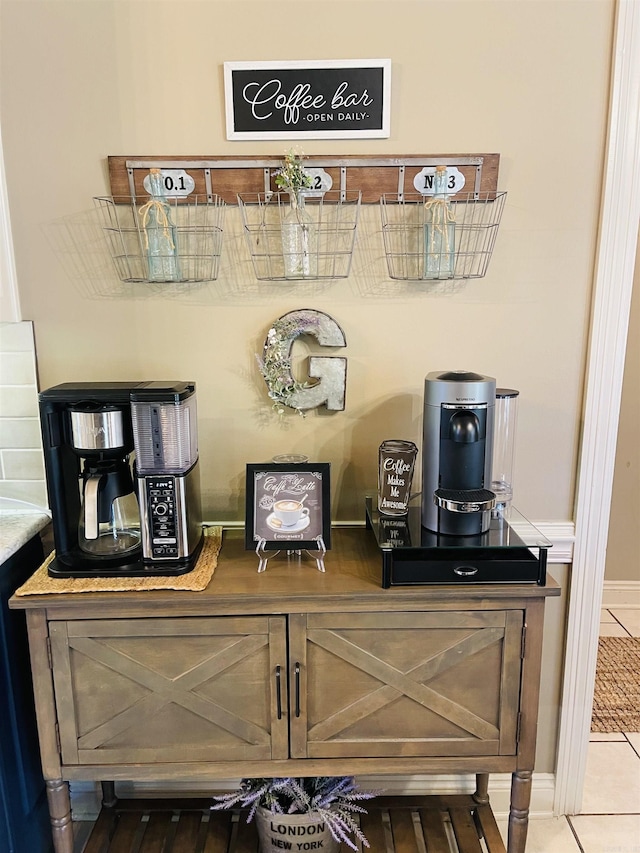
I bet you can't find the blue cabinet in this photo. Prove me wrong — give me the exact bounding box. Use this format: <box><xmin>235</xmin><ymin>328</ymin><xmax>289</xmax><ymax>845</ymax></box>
<box><xmin>0</xmin><ymin>533</ymin><xmax>52</xmax><ymax>853</ymax></box>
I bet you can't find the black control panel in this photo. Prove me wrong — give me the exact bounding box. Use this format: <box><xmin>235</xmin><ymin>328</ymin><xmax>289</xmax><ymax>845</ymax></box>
<box><xmin>145</xmin><ymin>476</ymin><xmax>180</xmax><ymax>559</ymax></box>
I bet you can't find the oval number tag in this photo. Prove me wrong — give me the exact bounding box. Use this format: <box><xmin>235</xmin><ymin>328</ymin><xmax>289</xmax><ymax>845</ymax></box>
<box><xmin>302</xmin><ymin>168</ymin><xmax>333</xmax><ymax>196</ymax></box>
<box><xmin>143</xmin><ymin>169</ymin><xmax>195</xmax><ymax>197</ymax></box>
<box><xmin>413</xmin><ymin>166</ymin><xmax>465</xmax><ymax>196</ymax></box>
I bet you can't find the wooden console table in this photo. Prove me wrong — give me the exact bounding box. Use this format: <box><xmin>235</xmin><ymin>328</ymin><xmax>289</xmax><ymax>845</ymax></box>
<box><xmin>9</xmin><ymin>527</ymin><xmax>559</xmax><ymax>853</ymax></box>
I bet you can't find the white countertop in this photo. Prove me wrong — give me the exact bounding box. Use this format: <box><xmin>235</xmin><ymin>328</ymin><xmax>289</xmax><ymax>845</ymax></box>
<box><xmin>0</xmin><ymin>507</ymin><xmax>51</xmax><ymax>565</ymax></box>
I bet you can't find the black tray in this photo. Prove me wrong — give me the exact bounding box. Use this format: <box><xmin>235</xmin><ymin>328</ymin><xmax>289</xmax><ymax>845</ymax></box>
<box><xmin>365</xmin><ymin>497</ymin><xmax>550</xmax><ymax>588</ymax></box>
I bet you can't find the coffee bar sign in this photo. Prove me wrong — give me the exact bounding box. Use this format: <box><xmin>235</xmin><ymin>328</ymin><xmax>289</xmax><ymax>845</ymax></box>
<box><xmin>224</xmin><ymin>59</ymin><xmax>391</xmax><ymax>140</ymax></box>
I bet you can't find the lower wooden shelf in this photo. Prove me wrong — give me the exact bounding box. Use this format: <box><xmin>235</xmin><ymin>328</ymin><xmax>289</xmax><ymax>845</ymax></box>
<box><xmin>80</xmin><ymin>795</ymin><xmax>507</xmax><ymax>853</ymax></box>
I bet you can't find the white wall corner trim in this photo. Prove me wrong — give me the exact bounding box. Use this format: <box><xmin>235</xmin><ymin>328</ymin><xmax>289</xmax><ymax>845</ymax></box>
<box><xmin>554</xmin><ymin>0</ymin><xmax>640</xmax><ymax>816</ymax></box>
<box><xmin>0</xmin><ymin>122</ymin><xmax>21</xmax><ymax>323</ymax></box>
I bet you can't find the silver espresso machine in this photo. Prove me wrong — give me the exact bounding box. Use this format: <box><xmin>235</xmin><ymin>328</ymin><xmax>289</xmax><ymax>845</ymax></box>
<box><xmin>421</xmin><ymin>370</ymin><xmax>496</xmax><ymax>536</ymax></box>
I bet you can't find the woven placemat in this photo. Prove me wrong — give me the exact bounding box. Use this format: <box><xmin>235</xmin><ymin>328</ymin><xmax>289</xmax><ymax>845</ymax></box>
<box><xmin>14</xmin><ymin>526</ymin><xmax>222</xmax><ymax>596</ymax></box>
<box><xmin>591</xmin><ymin>635</ymin><xmax>640</xmax><ymax>733</ymax></box>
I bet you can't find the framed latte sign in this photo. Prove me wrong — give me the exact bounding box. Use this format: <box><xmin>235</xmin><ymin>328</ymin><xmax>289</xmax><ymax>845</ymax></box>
<box><xmin>245</xmin><ymin>462</ymin><xmax>331</xmax><ymax>552</ymax></box>
<box><xmin>224</xmin><ymin>58</ymin><xmax>391</xmax><ymax>140</ymax></box>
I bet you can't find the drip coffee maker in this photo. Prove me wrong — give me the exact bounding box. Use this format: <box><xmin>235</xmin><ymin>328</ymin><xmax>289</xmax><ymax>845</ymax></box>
<box><xmin>39</xmin><ymin>381</ymin><xmax>203</xmax><ymax>578</ymax></box>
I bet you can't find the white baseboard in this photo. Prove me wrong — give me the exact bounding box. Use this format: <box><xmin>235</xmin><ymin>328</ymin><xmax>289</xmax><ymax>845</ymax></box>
<box><xmin>532</xmin><ymin>522</ymin><xmax>574</xmax><ymax>564</ymax></box>
<box><xmin>69</xmin><ymin>782</ymin><xmax>102</xmax><ymax>820</ymax></box>
<box><xmin>215</xmin><ymin>519</ymin><xmax>576</xmax><ymax>564</ymax></box>
<box><xmin>69</xmin><ymin>773</ymin><xmax>557</xmax><ymax>822</ymax></box>
<box><xmin>360</xmin><ymin>773</ymin><xmax>557</xmax><ymax>820</ymax></box>
<box><xmin>601</xmin><ymin>580</ymin><xmax>640</xmax><ymax>609</ymax></box>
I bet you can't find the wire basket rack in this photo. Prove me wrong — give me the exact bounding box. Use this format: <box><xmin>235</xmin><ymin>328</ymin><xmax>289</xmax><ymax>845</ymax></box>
<box><xmin>93</xmin><ymin>195</ymin><xmax>226</xmax><ymax>283</ymax></box>
<box><xmin>237</xmin><ymin>190</ymin><xmax>361</xmax><ymax>281</ymax></box>
<box><xmin>380</xmin><ymin>191</ymin><xmax>507</xmax><ymax>281</ymax></box>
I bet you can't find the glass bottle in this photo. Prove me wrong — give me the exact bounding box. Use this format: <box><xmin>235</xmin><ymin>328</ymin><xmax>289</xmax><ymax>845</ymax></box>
<box><xmin>423</xmin><ymin>165</ymin><xmax>455</xmax><ymax>279</ymax></box>
<box><xmin>281</xmin><ymin>191</ymin><xmax>318</xmax><ymax>278</ymax></box>
<box><xmin>140</xmin><ymin>169</ymin><xmax>181</xmax><ymax>282</ymax></box>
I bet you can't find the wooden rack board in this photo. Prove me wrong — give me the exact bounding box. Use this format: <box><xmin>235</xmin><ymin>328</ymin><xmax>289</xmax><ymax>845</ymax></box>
<box><xmin>79</xmin><ymin>795</ymin><xmax>507</xmax><ymax>853</ymax></box>
<box><xmin>107</xmin><ymin>154</ymin><xmax>500</xmax><ymax>204</ymax></box>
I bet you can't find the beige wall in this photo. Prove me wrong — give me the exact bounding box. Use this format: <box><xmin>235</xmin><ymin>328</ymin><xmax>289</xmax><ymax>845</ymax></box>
<box><xmin>0</xmin><ymin>0</ymin><xmax>616</xmax><ymax>775</ymax></box>
<box><xmin>606</xmin><ymin>234</ymin><xmax>640</xmax><ymax>582</ymax></box>
<box><xmin>1</xmin><ymin>0</ymin><xmax>614</xmax><ymax>523</ymax></box>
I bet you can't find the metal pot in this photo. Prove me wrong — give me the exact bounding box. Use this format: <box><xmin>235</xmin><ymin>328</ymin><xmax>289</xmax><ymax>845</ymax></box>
<box><xmin>255</xmin><ymin>806</ymin><xmax>340</xmax><ymax>853</ymax></box>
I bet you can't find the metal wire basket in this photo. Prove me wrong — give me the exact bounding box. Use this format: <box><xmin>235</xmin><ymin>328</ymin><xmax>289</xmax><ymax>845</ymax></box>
<box><xmin>93</xmin><ymin>195</ymin><xmax>226</xmax><ymax>283</ymax></box>
<box><xmin>380</xmin><ymin>191</ymin><xmax>507</xmax><ymax>280</ymax></box>
<box><xmin>237</xmin><ymin>191</ymin><xmax>361</xmax><ymax>281</ymax></box>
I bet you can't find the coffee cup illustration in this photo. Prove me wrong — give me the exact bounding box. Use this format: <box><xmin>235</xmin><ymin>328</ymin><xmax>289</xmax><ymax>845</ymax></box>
<box><xmin>272</xmin><ymin>499</ymin><xmax>309</xmax><ymax>527</ymax></box>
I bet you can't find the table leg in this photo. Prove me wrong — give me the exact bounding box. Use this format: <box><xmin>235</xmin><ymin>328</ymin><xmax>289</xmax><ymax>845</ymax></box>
<box><xmin>508</xmin><ymin>770</ymin><xmax>532</xmax><ymax>853</ymax></box>
<box><xmin>101</xmin><ymin>781</ymin><xmax>117</xmax><ymax>808</ymax></box>
<box><xmin>46</xmin><ymin>778</ymin><xmax>73</xmax><ymax>853</ymax></box>
<box><xmin>473</xmin><ymin>772</ymin><xmax>490</xmax><ymax>805</ymax></box>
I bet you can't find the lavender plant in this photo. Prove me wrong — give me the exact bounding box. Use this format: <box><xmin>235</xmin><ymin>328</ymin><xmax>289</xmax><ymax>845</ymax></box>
<box><xmin>211</xmin><ymin>776</ymin><xmax>377</xmax><ymax>850</ymax></box>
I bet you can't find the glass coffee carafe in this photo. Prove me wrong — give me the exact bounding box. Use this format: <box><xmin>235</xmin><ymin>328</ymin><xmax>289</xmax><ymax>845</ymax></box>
<box><xmin>78</xmin><ymin>459</ymin><xmax>141</xmax><ymax>556</ymax></box>
<box><xmin>69</xmin><ymin>403</ymin><xmax>141</xmax><ymax>559</ymax></box>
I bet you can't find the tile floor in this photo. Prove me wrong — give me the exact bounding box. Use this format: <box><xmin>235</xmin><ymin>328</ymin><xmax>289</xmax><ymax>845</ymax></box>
<box><xmin>495</xmin><ymin>607</ymin><xmax>640</xmax><ymax>853</ymax></box>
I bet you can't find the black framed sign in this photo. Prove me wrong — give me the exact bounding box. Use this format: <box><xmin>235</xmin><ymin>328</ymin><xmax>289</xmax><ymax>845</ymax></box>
<box><xmin>224</xmin><ymin>59</ymin><xmax>391</xmax><ymax>140</ymax></box>
<box><xmin>245</xmin><ymin>463</ymin><xmax>331</xmax><ymax>551</ymax></box>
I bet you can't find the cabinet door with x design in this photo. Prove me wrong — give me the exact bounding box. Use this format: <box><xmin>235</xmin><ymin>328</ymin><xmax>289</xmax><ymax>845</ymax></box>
<box><xmin>48</xmin><ymin>616</ymin><xmax>289</xmax><ymax>766</ymax></box>
<box><xmin>288</xmin><ymin>610</ymin><xmax>524</xmax><ymax>760</ymax></box>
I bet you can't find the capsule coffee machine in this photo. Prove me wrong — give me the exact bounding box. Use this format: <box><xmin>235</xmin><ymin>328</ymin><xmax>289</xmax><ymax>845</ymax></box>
<box><xmin>39</xmin><ymin>381</ymin><xmax>203</xmax><ymax>577</ymax></box>
<box><xmin>421</xmin><ymin>370</ymin><xmax>496</xmax><ymax>536</ymax></box>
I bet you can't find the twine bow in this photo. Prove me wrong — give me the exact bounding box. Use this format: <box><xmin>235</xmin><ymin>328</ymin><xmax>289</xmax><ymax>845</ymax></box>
<box><xmin>138</xmin><ymin>198</ymin><xmax>175</xmax><ymax>250</ymax></box>
<box><xmin>288</xmin><ymin>189</ymin><xmax>308</xmax><ymax>212</ymax></box>
<box><xmin>423</xmin><ymin>196</ymin><xmax>455</xmax><ymax>253</ymax></box>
